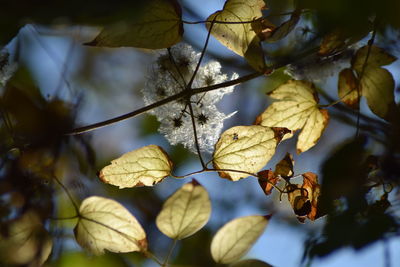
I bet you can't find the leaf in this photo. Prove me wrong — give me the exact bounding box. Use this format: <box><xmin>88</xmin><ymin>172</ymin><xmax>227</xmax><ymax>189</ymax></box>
<box><xmin>206</xmin><ymin>0</ymin><xmax>266</xmax><ymax>71</ymax></box>
<box><xmin>156</xmin><ymin>180</ymin><xmax>211</xmax><ymax>240</ymax></box>
<box><xmin>231</xmin><ymin>259</ymin><xmax>273</xmax><ymax>267</ymax></box>
<box><xmin>318</xmin><ymin>30</ymin><xmax>346</xmax><ymax>56</ymax></box>
<box><xmin>74</xmin><ymin>196</ymin><xmax>147</xmax><ymax>255</ymax></box>
<box><xmin>0</xmin><ymin>211</ymin><xmax>52</xmax><ymax>265</ymax></box>
<box><xmin>338</xmin><ymin>68</ymin><xmax>360</xmax><ymax>108</ymax></box>
<box><xmin>210</xmin><ymin>215</ymin><xmax>269</xmax><ymax>264</ymax></box>
<box><xmin>286</xmin><ymin>172</ymin><xmax>323</xmax><ymax>222</ymax></box>
<box><xmin>264</xmin><ymin>10</ymin><xmax>301</xmax><ymax>43</ymax></box>
<box><xmin>275</xmin><ymin>152</ymin><xmax>294</xmax><ymax>178</ymax></box>
<box><xmin>302</xmin><ymin>172</ymin><xmax>323</xmax><ymax>221</ymax></box>
<box><xmin>213</xmin><ymin>125</ymin><xmax>289</xmax><ymax>181</ymax></box>
<box><xmin>85</xmin><ymin>0</ymin><xmax>183</xmax><ymax>49</ymax></box>
<box><xmin>99</xmin><ymin>145</ymin><xmax>173</xmax><ymax>188</ymax></box>
<box><xmin>343</xmin><ymin>46</ymin><xmax>397</xmax><ymax>119</ymax></box>
<box><xmin>360</xmin><ymin>66</ymin><xmax>395</xmax><ymax>119</ymax></box>
<box><xmin>351</xmin><ymin>45</ymin><xmax>397</xmax><ymax>73</ymax></box>
<box><xmin>255</xmin><ymin>80</ymin><xmax>329</xmax><ymax>153</ymax></box>
<box><xmin>258</xmin><ymin>170</ymin><xmax>279</xmax><ymax>195</ymax></box>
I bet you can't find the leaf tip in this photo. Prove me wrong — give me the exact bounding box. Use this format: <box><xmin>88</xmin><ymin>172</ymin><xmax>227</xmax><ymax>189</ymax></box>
<box><xmin>83</xmin><ymin>39</ymin><xmax>98</xmax><ymax>46</ymax></box>
<box><xmin>191</xmin><ymin>178</ymin><xmax>201</xmax><ymax>186</ymax></box>
<box><xmin>264</xmin><ymin>214</ymin><xmax>273</xmax><ymax>220</ymax></box>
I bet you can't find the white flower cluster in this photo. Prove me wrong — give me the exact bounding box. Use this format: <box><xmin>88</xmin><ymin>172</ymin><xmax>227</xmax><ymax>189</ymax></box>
<box><xmin>0</xmin><ymin>48</ymin><xmax>18</xmax><ymax>87</ymax></box>
<box><xmin>142</xmin><ymin>44</ymin><xmax>238</xmax><ymax>153</ymax></box>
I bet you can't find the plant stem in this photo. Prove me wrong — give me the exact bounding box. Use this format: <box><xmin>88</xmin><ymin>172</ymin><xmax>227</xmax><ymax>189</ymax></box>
<box><xmin>163</xmin><ymin>239</ymin><xmax>177</xmax><ymax>267</ymax></box>
<box><xmin>53</xmin><ymin>175</ymin><xmax>80</xmax><ymax>214</ymax></box>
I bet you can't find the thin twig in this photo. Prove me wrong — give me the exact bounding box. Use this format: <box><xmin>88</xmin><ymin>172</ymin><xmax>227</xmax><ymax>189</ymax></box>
<box><xmin>187</xmin><ymin>101</ymin><xmax>206</xmax><ymax>168</ymax></box>
<box><xmin>66</xmin><ymin>72</ymin><xmax>261</xmax><ymax>135</ymax></box>
<box><xmin>186</xmin><ymin>16</ymin><xmax>216</xmax><ymax>89</ymax></box>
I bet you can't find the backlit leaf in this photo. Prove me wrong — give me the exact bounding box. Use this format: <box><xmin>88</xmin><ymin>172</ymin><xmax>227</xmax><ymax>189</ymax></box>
<box><xmin>231</xmin><ymin>259</ymin><xmax>273</xmax><ymax>267</ymax></box>
<box><xmin>210</xmin><ymin>215</ymin><xmax>269</xmax><ymax>264</ymax></box>
<box><xmin>74</xmin><ymin>196</ymin><xmax>147</xmax><ymax>255</ymax></box>
<box><xmin>206</xmin><ymin>0</ymin><xmax>266</xmax><ymax>71</ymax></box>
<box><xmin>286</xmin><ymin>172</ymin><xmax>323</xmax><ymax>223</ymax></box>
<box><xmin>255</xmin><ymin>80</ymin><xmax>329</xmax><ymax>153</ymax></box>
<box><xmin>86</xmin><ymin>0</ymin><xmax>183</xmax><ymax>49</ymax></box>
<box><xmin>99</xmin><ymin>145</ymin><xmax>173</xmax><ymax>188</ymax></box>
<box><xmin>213</xmin><ymin>125</ymin><xmax>289</xmax><ymax>181</ymax></box>
<box><xmin>352</xmin><ymin>45</ymin><xmax>397</xmax><ymax>73</ymax></box>
<box><xmin>0</xmin><ymin>211</ymin><xmax>52</xmax><ymax>265</ymax></box>
<box><xmin>156</xmin><ymin>180</ymin><xmax>211</xmax><ymax>240</ymax></box>
<box><xmin>360</xmin><ymin>66</ymin><xmax>395</xmax><ymax>119</ymax></box>
<box><xmin>258</xmin><ymin>170</ymin><xmax>279</xmax><ymax>195</ymax></box>
<box><xmin>338</xmin><ymin>68</ymin><xmax>360</xmax><ymax>108</ymax></box>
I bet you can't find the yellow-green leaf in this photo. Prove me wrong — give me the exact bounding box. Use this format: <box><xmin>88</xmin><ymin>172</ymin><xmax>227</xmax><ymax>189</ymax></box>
<box><xmin>361</xmin><ymin>66</ymin><xmax>395</xmax><ymax>119</ymax></box>
<box><xmin>74</xmin><ymin>196</ymin><xmax>147</xmax><ymax>255</ymax></box>
<box><xmin>352</xmin><ymin>45</ymin><xmax>397</xmax><ymax>73</ymax></box>
<box><xmin>99</xmin><ymin>145</ymin><xmax>173</xmax><ymax>188</ymax></box>
<box><xmin>0</xmin><ymin>211</ymin><xmax>52</xmax><ymax>266</ymax></box>
<box><xmin>156</xmin><ymin>180</ymin><xmax>211</xmax><ymax>240</ymax></box>
<box><xmin>206</xmin><ymin>0</ymin><xmax>266</xmax><ymax>71</ymax></box>
<box><xmin>210</xmin><ymin>215</ymin><xmax>269</xmax><ymax>264</ymax></box>
<box><xmin>338</xmin><ymin>68</ymin><xmax>360</xmax><ymax>108</ymax></box>
<box><xmin>231</xmin><ymin>259</ymin><xmax>273</xmax><ymax>267</ymax></box>
<box><xmin>255</xmin><ymin>80</ymin><xmax>329</xmax><ymax>153</ymax></box>
<box><xmin>213</xmin><ymin>125</ymin><xmax>288</xmax><ymax>181</ymax></box>
<box><xmin>85</xmin><ymin>0</ymin><xmax>183</xmax><ymax>49</ymax></box>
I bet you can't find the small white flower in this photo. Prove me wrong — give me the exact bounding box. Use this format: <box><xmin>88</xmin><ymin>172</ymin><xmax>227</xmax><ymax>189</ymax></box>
<box><xmin>0</xmin><ymin>48</ymin><xmax>18</xmax><ymax>87</ymax></box>
<box><xmin>142</xmin><ymin>44</ymin><xmax>238</xmax><ymax>153</ymax></box>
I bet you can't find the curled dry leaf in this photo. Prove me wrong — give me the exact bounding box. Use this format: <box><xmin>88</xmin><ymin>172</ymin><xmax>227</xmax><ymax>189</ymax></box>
<box><xmin>338</xmin><ymin>68</ymin><xmax>360</xmax><ymax>109</ymax></box>
<box><xmin>286</xmin><ymin>172</ymin><xmax>324</xmax><ymax>222</ymax></box>
<box><xmin>258</xmin><ymin>153</ymin><xmax>294</xmax><ymax>195</ymax></box>
<box><xmin>156</xmin><ymin>180</ymin><xmax>211</xmax><ymax>240</ymax></box>
<box><xmin>255</xmin><ymin>80</ymin><xmax>329</xmax><ymax>153</ymax></box>
<box><xmin>258</xmin><ymin>170</ymin><xmax>279</xmax><ymax>195</ymax></box>
<box><xmin>85</xmin><ymin>0</ymin><xmax>183</xmax><ymax>49</ymax></box>
<box><xmin>74</xmin><ymin>196</ymin><xmax>147</xmax><ymax>255</ymax></box>
<box><xmin>213</xmin><ymin>125</ymin><xmax>288</xmax><ymax>181</ymax></box>
<box><xmin>275</xmin><ymin>152</ymin><xmax>294</xmax><ymax>179</ymax></box>
<box><xmin>0</xmin><ymin>211</ymin><xmax>52</xmax><ymax>266</ymax></box>
<box><xmin>206</xmin><ymin>0</ymin><xmax>267</xmax><ymax>71</ymax></box>
<box><xmin>210</xmin><ymin>215</ymin><xmax>269</xmax><ymax>264</ymax></box>
<box><xmin>99</xmin><ymin>145</ymin><xmax>173</xmax><ymax>188</ymax></box>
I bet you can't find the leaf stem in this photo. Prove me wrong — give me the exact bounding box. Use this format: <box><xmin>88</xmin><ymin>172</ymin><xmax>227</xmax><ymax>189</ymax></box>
<box><xmin>355</xmin><ymin>25</ymin><xmax>377</xmax><ymax>137</ymax></box>
<box><xmin>49</xmin><ymin>215</ymin><xmax>79</xmax><ymax>220</ymax></box>
<box><xmin>163</xmin><ymin>239</ymin><xmax>177</xmax><ymax>267</ymax></box>
<box><xmin>53</xmin><ymin>175</ymin><xmax>80</xmax><ymax>214</ymax></box>
<box><xmin>143</xmin><ymin>250</ymin><xmax>164</xmax><ymax>266</ymax></box>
